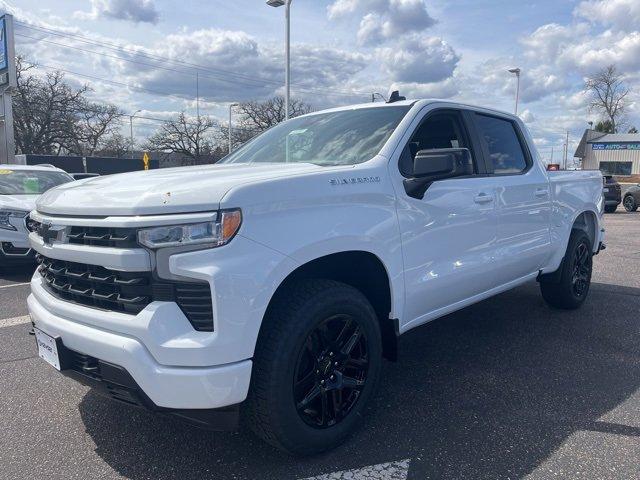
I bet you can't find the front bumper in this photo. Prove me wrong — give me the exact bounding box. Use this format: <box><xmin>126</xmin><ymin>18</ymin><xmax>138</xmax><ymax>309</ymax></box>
<box><xmin>53</xmin><ymin>339</ymin><xmax>240</xmax><ymax>429</ymax></box>
<box><xmin>28</xmin><ymin>284</ymin><xmax>252</xmax><ymax>410</ymax></box>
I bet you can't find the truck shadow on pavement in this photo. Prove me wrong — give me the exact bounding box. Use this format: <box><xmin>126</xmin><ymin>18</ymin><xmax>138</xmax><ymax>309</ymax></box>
<box><xmin>78</xmin><ymin>281</ymin><xmax>640</xmax><ymax>480</ymax></box>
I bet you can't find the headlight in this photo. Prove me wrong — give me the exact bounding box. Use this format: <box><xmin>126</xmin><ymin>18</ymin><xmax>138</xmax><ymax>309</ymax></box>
<box><xmin>0</xmin><ymin>209</ymin><xmax>29</xmax><ymax>231</ymax></box>
<box><xmin>138</xmin><ymin>209</ymin><xmax>242</xmax><ymax>249</ymax></box>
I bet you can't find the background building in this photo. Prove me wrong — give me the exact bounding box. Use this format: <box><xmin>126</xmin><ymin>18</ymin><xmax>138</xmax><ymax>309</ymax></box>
<box><xmin>575</xmin><ymin>130</ymin><xmax>640</xmax><ymax>179</ymax></box>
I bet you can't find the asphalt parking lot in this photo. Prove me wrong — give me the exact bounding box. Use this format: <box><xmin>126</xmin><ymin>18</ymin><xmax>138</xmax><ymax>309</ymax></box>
<box><xmin>1</xmin><ymin>210</ymin><xmax>639</xmax><ymax>480</ymax></box>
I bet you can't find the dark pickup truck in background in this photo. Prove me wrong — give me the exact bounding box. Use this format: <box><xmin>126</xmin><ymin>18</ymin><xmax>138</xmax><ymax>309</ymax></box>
<box><xmin>603</xmin><ymin>175</ymin><xmax>622</xmax><ymax>213</ymax></box>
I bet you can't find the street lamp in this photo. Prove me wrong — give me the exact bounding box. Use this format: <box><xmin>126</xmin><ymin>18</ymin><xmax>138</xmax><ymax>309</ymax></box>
<box><xmin>267</xmin><ymin>0</ymin><xmax>292</xmax><ymax>120</ymax></box>
<box><xmin>508</xmin><ymin>68</ymin><xmax>521</xmax><ymax>115</ymax></box>
<box><xmin>228</xmin><ymin>103</ymin><xmax>239</xmax><ymax>154</ymax></box>
<box><xmin>129</xmin><ymin>109</ymin><xmax>142</xmax><ymax>159</ymax></box>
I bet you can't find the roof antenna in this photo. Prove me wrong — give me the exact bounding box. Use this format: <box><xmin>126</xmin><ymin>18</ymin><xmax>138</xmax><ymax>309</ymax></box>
<box><xmin>387</xmin><ymin>91</ymin><xmax>406</xmax><ymax>103</ymax></box>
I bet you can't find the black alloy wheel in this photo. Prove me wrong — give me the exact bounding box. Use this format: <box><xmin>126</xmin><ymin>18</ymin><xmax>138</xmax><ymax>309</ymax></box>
<box><xmin>294</xmin><ymin>314</ymin><xmax>369</xmax><ymax>428</ymax></box>
<box><xmin>571</xmin><ymin>241</ymin><xmax>592</xmax><ymax>298</ymax></box>
<box><xmin>540</xmin><ymin>229</ymin><xmax>593</xmax><ymax>310</ymax></box>
<box><xmin>246</xmin><ymin>279</ymin><xmax>382</xmax><ymax>455</ymax></box>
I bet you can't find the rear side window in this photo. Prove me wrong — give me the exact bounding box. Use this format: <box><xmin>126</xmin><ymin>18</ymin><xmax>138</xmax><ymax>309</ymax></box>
<box><xmin>476</xmin><ymin>114</ymin><xmax>528</xmax><ymax>174</ymax></box>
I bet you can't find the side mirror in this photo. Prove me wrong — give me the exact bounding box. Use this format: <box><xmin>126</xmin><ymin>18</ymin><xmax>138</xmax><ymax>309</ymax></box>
<box><xmin>404</xmin><ymin>148</ymin><xmax>474</xmax><ymax>199</ymax></box>
<box><xmin>413</xmin><ymin>148</ymin><xmax>474</xmax><ymax>178</ymax></box>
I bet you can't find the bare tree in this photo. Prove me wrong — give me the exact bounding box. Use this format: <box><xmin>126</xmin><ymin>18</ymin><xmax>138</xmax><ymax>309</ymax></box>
<box><xmin>96</xmin><ymin>132</ymin><xmax>132</xmax><ymax>158</ymax></box>
<box><xmin>145</xmin><ymin>113</ymin><xmax>217</xmax><ymax>162</ymax></box>
<box><xmin>65</xmin><ymin>103</ymin><xmax>124</xmax><ymax>156</ymax></box>
<box><xmin>585</xmin><ymin>65</ymin><xmax>629</xmax><ymax>134</ymax></box>
<box><xmin>236</xmin><ymin>96</ymin><xmax>313</xmax><ymax>131</ymax></box>
<box><xmin>13</xmin><ymin>57</ymin><xmax>123</xmax><ymax>155</ymax></box>
<box><xmin>14</xmin><ymin>57</ymin><xmax>86</xmax><ymax>154</ymax></box>
<box><xmin>217</xmin><ymin>96</ymin><xmax>313</xmax><ymax>152</ymax></box>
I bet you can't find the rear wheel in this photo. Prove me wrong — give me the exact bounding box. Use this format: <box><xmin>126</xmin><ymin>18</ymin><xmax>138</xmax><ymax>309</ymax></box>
<box><xmin>245</xmin><ymin>279</ymin><xmax>382</xmax><ymax>455</ymax></box>
<box><xmin>623</xmin><ymin>195</ymin><xmax>638</xmax><ymax>212</ymax></box>
<box><xmin>604</xmin><ymin>204</ymin><xmax>618</xmax><ymax>213</ymax></box>
<box><xmin>540</xmin><ymin>229</ymin><xmax>593</xmax><ymax>310</ymax></box>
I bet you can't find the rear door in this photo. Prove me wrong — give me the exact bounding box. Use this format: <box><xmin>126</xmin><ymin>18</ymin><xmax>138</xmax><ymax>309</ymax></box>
<box><xmin>471</xmin><ymin>113</ymin><xmax>552</xmax><ymax>283</ymax></box>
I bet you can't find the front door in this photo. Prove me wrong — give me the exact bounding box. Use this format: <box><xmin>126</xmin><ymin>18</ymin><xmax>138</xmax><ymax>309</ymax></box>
<box><xmin>393</xmin><ymin>109</ymin><xmax>500</xmax><ymax>329</ymax></box>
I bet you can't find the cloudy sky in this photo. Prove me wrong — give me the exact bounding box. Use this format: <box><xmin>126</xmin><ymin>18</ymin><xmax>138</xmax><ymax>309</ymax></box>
<box><xmin>4</xmin><ymin>0</ymin><xmax>640</xmax><ymax>159</ymax></box>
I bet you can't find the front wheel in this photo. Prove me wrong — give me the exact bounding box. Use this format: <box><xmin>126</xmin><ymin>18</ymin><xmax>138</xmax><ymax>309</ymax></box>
<box><xmin>540</xmin><ymin>229</ymin><xmax>593</xmax><ymax>310</ymax></box>
<box><xmin>245</xmin><ymin>279</ymin><xmax>382</xmax><ymax>455</ymax></box>
<box><xmin>623</xmin><ymin>195</ymin><xmax>638</xmax><ymax>212</ymax></box>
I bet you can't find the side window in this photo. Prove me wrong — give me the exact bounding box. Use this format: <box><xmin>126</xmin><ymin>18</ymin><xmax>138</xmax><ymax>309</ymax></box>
<box><xmin>399</xmin><ymin>112</ymin><xmax>473</xmax><ymax>177</ymax></box>
<box><xmin>475</xmin><ymin>114</ymin><xmax>528</xmax><ymax>174</ymax></box>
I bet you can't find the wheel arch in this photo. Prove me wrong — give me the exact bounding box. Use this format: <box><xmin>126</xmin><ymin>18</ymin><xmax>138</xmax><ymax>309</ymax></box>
<box><xmin>259</xmin><ymin>251</ymin><xmax>399</xmax><ymax>361</ymax></box>
<box><xmin>572</xmin><ymin>209</ymin><xmax>598</xmax><ymax>250</ymax></box>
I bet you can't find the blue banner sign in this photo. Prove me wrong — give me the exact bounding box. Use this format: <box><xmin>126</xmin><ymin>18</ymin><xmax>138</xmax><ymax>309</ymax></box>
<box><xmin>592</xmin><ymin>143</ymin><xmax>640</xmax><ymax>151</ymax></box>
<box><xmin>0</xmin><ymin>17</ymin><xmax>6</xmax><ymax>72</ymax></box>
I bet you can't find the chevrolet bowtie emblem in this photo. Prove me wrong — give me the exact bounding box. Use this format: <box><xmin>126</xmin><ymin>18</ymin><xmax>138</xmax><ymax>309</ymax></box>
<box><xmin>38</xmin><ymin>223</ymin><xmax>66</xmax><ymax>246</ymax></box>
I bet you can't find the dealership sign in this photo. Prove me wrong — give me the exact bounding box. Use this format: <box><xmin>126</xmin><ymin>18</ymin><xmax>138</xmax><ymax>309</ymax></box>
<box><xmin>0</xmin><ymin>17</ymin><xmax>7</xmax><ymax>72</ymax></box>
<box><xmin>0</xmin><ymin>14</ymin><xmax>15</xmax><ymax>88</ymax></box>
<box><xmin>592</xmin><ymin>143</ymin><xmax>640</xmax><ymax>151</ymax></box>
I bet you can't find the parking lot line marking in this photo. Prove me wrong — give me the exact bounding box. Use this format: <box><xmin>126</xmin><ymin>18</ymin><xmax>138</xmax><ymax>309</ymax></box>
<box><xmin>0</xmin><ymin>315</ymin><xmax>31</xmax><ymax>328</ymax></box>
<box><xmin>300</xmin><ymin>459</ymin><xmax>411</xmax><ymax>480</ymax></box>
<box><xmin>0</xmin><ymin>282</ymin><xmax>30</xmax><ymax>289</ymax></box>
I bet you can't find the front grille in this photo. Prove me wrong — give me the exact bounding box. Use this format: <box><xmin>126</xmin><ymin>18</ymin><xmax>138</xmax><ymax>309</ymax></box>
<box><xmin>67</xmin><ymin>226</ymin><xmax>138</xmax><ymax>248</ymax></box>
<box><xmin>28</xmin><ymin>221</ymin><xmax>138</xmax><ymax>248</ymax></box>
<box><xmin>37</xmin><ymin>254</ymin><xmax>213</xmax><ymax>331</ymax></box>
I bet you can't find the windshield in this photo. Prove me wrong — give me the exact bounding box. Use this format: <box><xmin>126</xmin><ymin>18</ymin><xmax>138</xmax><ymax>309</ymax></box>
<box><xmin>222</xmin><ymin>106</ymin><xmax>411</xmax><ymax>166</ymax></box>
<box><xmin>0</xmin><ymin>169</ymin><xmax>73</xmax><ymax>195</ymax></box>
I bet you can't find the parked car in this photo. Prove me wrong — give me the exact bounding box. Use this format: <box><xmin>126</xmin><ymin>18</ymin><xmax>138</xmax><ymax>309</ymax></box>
<box><xmin>603</xmin><ymin>175</ymin><xmax>622</xmax><ymax>213</ymax></box>
<box><xmin>27</xmin><ymin>99</ymin><xmax>604</xmax><ymax>455</ymax></box>
<box><xmin>0</xmin><ymin>165</ymin><xmax>73</xmax><ymax>267</ymax></box>
<box><xmin>622</xmin><ymin>184</ymin><xmax>640</xmax><ymax>212</ymax></box>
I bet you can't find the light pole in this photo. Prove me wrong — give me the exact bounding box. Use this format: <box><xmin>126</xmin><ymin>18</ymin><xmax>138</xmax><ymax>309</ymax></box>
<box><xmin>267</xmin><ymin>0</ymin><xmax>292</xmax><ymax>120</ymax></box>
<box><xmin>228</xmin><ymin>103</ymin><xmax>239</xmax><ymax>154</ymax></box>
<box><xmin>129</xmin><ymin>109</ymin><xmax>142</xmax><ymax>159</ymax></box>
<box><xmin>508</xmin><ymin>68</ymin><xmax>521</xmax><ymax>115</ymax></box>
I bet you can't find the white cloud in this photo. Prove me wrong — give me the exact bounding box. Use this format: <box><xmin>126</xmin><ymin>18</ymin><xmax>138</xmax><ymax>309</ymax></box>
<box><xmin>329</xmin><ymin>0</ymin><xmax>436</xmax><ymax>46</ymax></box>
<box><xmin>377</xmin><ymin>35</ymin><xmax>459</xmax><ymax>84</ymax></box>
<box><xmin>519</xmin><ymin>109</ymin><xmax>535</xmax><ymax>123</ymax></box>
<box><xmin>521</xmin><ymin>23</ymin><xmax>589</xmax><ymax>60</ymax></box>
<box><xmin>576</xmin><ymin>0</ymin><xmax>640</xmax><ymax>32</ymax></box>
<box><xmin>327</xmin><ymin>0</ymin><xmax>387</xmax><ymax>19</ymax></box>
<box><xmin>121</xmin><ymin>29</ymin><xmax>370</xmax><ymax>103</ymax></box>
<box><xmin>390</xmin><ymin>77</ymin><xmax>459</xmax><ymax>99</ymax></box>
<box><xmin>75</xmin><ymin>0</ymin><xmax>160</xmax><ymax>24</ymax></box>
<box><xmin>560</xmin><ymin>31</ymin><xmax>640</xmax><ymax>73</ymax></box>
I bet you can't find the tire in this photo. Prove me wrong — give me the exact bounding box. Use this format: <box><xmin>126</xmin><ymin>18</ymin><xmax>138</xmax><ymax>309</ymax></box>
<box><xmin>245</xmin><ymin>279</ymin><xmax>382</xmax><ymax>456</ymax></box>
<box><xmin>623</xmin><ymin>195</ymin><xmax>638</xmax><ymax>212</ymax></box>
<box><xmin>604</xmin><ymin>204</ymin><xmax>618</xmax><ymax>213</ymax></box>
<box><xmin>540</xmin><ymin>229</ymin><xmax>593</xmax><ymax>310</ymax></box>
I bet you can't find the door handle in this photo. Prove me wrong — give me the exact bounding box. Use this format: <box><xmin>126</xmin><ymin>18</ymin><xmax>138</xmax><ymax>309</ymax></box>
<box><xmin>474</xmin><ymin>193</ymin><xmax>493</xmax><ymax>204</ymax></box>
<box><xmin>535</xmin><ymin>188</ymin><xmax>550</xmax><ymax>197</ymax></box>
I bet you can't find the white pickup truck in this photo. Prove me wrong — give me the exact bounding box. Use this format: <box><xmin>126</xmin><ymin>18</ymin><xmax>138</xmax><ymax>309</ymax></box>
<box><xmin>27</xmin><ymin>99</ymin><xmax>604</xmax><ymax>455</ymax></box>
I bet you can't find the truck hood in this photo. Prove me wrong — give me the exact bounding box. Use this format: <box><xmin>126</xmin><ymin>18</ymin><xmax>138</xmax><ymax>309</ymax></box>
<box><xmin>0</xmin><ymin>194</ymin><xmax>39</xmax><ymax>213</ymax></box>
<box><xmin>36</xmin><ymin>163</ymin><xmax>327</xmax><ymax>216</ymax></box>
